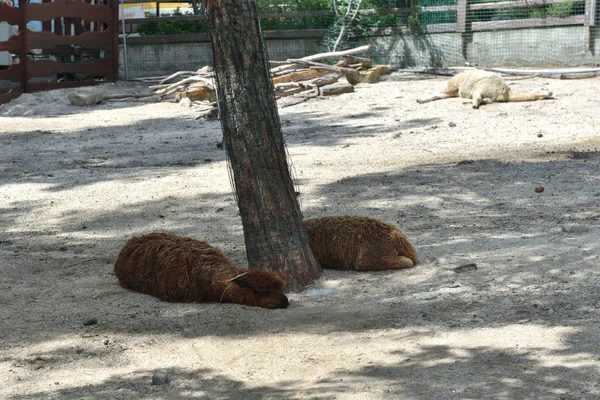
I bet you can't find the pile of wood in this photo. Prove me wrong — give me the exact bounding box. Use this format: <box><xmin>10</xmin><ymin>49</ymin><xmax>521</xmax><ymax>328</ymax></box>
<box><xmin>97</xmin><ymin>45</ymin><xmax>391</xmax><ymax>118</ymax></box>
<box><xmin>271</xmin><ymin>44</ymin><xmax>390</xmax><ymax>98</ymax></box>
<box><xmin>149</xmin><ymin>65</ymin><xmax>217</xmax><ymax>103</ymax></box>
<box><xmin>148</xmin><ymin>45</ymin><xmax>390</xmax><ymax>105</ymax></box>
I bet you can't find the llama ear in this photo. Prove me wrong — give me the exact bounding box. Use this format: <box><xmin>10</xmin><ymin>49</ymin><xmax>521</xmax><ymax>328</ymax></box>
<box><xmin>232</xmin><ymin>275</ymin><xmax>254</xmax><ymax>289</ymax></box>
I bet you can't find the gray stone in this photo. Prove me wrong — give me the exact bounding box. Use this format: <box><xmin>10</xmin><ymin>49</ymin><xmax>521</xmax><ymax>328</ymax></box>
<box><xmin>413</xmin><ymin>290</ymin><xmax>441</xmax><ymax>300</ymax></box>
<box><xmin>68</xmin><ymin>91</ymin><xmax>104</xmax><ymax>106</ymax></box>
<box><xmin>453</xmin><ymin>263</ymin><xmax>478</xmax><ymax>273</ymax></box>
<box><xmin>152</xmin><ymin>371</ymin><xmax>169</xmax><ymax>385</ymax></box>
<box><xmin>561</xmin><ymin>224</ymin><xmax>589</xmax><ymax>233</ymax></box>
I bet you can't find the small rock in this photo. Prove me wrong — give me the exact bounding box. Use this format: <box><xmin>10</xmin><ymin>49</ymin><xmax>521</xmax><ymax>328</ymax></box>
<box><xmin>448</xmin><ymin>121</ymin><xmax>457</xmax><ymax>127</ymax></box>
<box><xmin>562</xmin><ymin>224</ymin><xmax>589</xmax><ymax>233</ymax></box>
<box><xmin>413</xmin><ymin>290</ymin><xmax>441</xmax><ymax>300</ymax></box>
<box><xmin>306</xmin><ymin>289</ymin><xmax>333</xmax><ymax>296</ymax></box>
<box><xmin>83</xmin><ymin>318</ymin><xmax>98</xmax><ymax>326</ymax></box>
<box><xmin>537</xmin><ymin>133</ymin><xmax>543</xmax><ymax>138</ymax></box>
<box><xmin>178</xmin><ymin>97</ymin><xmax>192</xmax><ymax>107</ymax></box>
<box><xmin>152</xmin><ymin>371</ymin><xmax>169</xmax><ymax>385</ymax></box>
<box><xmin>453</xmin><ymin>263</ymin><xmax>478</xmax><ymax>273</ymax></box>
<box><xmin>497</xmin><ymin>112</ymin><xmax>508</xmax><ymax>117</ymax></box>
<box><xmin>501</xmin><ymin>297</ymin><xmax>514</xmax><ymax>305</ymax></box>
<box><xmin>68</xmin><ymin>91</ymin><xmax>104</xmax><ymax>106</ymax></box>
<box><xmin>535</xmin><ymin>186</ymin><xmax>544</xmax><ymax>193</ymax></box>
<box><xmin>457</xmin><ymin>159</ymin><xmax>474</xmax><ymax>165</ymax></box>
<box><xmin>216</xmin><ymin>207</ymin><xmax>224</xmax><ymax>213</ymax></box>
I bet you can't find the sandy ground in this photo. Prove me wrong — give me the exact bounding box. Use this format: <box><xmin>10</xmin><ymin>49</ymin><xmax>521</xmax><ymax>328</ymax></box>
<box><xmin>1</xmin><ymin>72</ymin><xmax>599</xmax><ymax>400</ymax></box>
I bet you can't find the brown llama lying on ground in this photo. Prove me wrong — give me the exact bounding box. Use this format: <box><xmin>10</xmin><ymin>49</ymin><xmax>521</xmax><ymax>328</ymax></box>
<box><xmin>417</xmin><ymin>70</ymin><xmax>553</xmax><ymax>109</ymax></box>
<box><xmin>114</xmin><ymin>232</ymin><xmax>289</xmax><ymax>309</ymax></box>
<box><xmin>304</xmin><ymin>215</ymin><xmax>419</xmax><ymax>271</ymax></box>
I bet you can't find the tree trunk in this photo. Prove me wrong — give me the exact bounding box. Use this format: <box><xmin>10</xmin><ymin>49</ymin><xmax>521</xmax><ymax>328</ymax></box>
<box><xmin>205</xmin><ymin>0</ymin><xmax>322</xmax><ymax>292</ymax></box>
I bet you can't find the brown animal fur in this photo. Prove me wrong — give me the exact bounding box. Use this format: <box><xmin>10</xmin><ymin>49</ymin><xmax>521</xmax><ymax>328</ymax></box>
<box><xmin>304</xmin><ymin>215</ymin><xmax>419</xmax><ymax>271</ymax></box>
<box><xmin>114</xmin><ymin>233</ymin><xmax>289</xmax><ymax>309</ymax></box>
<box><xmin>417</xmin><ymin>70</ymin><xmax>553</xmax><ymax>108</ymax></box>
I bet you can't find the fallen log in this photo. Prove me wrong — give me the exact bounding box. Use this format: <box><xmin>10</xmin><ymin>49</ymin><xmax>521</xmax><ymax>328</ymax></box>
<box><xmin>273</xmin><ymin>69</ymin><xmax>329</xmax><ymax>85</ymax></box>
<box><xmin>286</xmin><ymin>59</ymin><xmax>363</xmax><ymax>85</ymax></box>
<box><xmin>335</xmin><ymin>55</ymin><xmax>373</xmax><ymax>69</ymax></box>
<box><xmin>274</xmin><ymin>72</ymin><xmax>341</xmax><ymax>96</ymax></box>
<box><xmin>270</xmin><ymin>44</ymin><xmax>372</xmax><ymax>75</ymax></box>
<box><xmin>175</xmin><ymin>85</ymin><xmax>216</xmax><ymax>102</ymax></box>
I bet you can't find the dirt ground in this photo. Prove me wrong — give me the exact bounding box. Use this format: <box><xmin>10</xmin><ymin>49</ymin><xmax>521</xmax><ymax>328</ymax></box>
<box><xmin>1</xmin><ymin>72</ymin><xmax>599</xmax><ymax>400</ymax></box>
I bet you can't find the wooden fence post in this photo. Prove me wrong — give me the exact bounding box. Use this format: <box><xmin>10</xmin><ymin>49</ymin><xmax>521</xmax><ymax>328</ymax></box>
<box><xmin>585</xmin><ymin>0</ymin><xmax>597</xmax><ymax>52</ymax></box>
<box><xmin>456</xmin><ymin>0</ymin><xmax>470</xmax><ymax>61</ymax></box>
<box><xmin>111</xmin><ymin>0</ymin><xmax>119</xmax><ymax>82</ymax></box>
<box><xmin>19</xmin><ymin>0</ymin><xmax>28</xmax><ymax>93</ymax></box>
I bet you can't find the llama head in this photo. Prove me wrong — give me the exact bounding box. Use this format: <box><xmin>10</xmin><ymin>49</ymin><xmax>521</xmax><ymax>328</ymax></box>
<box><xmin>534</xmin><ymin>87</ymin><xmax>553</xmax><ymax>99</ymax></box>
<box><xmin>232</xmin><ymin>269</ymin><xmax>289</xmax><ymax>309</ymax></box>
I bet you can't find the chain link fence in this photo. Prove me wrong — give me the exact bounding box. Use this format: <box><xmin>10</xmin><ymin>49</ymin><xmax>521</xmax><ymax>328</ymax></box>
<box><xmin>118</xmin><ymin>0</ymin><xmax>600</xmax><ymax>78</ymax></box>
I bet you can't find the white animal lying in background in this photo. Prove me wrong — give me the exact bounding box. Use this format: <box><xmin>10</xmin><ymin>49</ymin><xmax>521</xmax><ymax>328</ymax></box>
<box><xmin>417</xmin><ymin>70</ymin><xmax>553</xmax><ymax>109</ymax></box>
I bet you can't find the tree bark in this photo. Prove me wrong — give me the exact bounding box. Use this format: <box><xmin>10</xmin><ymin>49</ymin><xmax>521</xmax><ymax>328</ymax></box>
<box><xmin>205</xmin><ymin>0</ymin><xmax>322</xmax><ymax>292</ymax></box>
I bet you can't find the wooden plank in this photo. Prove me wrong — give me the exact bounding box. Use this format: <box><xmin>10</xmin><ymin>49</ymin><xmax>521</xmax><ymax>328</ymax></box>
<box><xmin>367</xmin><ymin>23</ymin><xmax>457</xmax><ymax>35</ymax></box>
<box><xmin>358</xmin><ymin>6</ymin><xmax>458</xmax><ymax>13</ymax></box>
<box><xmin>0</xmin><ymin>3</ymin><xmax>22</xmax><ymax>25</ymax></box>
<box><xmin>0</xmin><ymin>87</ymin><xmax>24</xmax><ymax>105</ymax></box>
<box><xmin>27</xmin><ymin>58</ymin><xmax>113</xmax><ymax>78</ymax></box>
<box><xmin>263</xmin><ymin>29</ymin><xmax>329</xmax><ymax>39</ymax></box>
<box><xmin>120</xmin><ymin>33</ymin><xmax>210</xmax><ymax>44</ymax></box>
<box><xmin>0</xmin><ymin>36</ymin><xmax>23</xmax><ymax>54</ymax></box>
<box><xmin>27</xmin><ymin>1</ymin><xmax>112</xmax><ymax>22</ymax></box>
<box><xmin>123</xmin><ymin>11</ymin><xmax>335</xmax><ymax>24</ymax></box>
<box><xmin>469</xmin><ymin>0</ymin><xmax>584</xmax><ymax>11</ymax></box>
<box><xmin>28</xmin><ymin>30</ymin><xmax>112</xmax><ymax>49</ymax></box>
<box><xmin>120</xmin><ymin>29</ymin><xmax>329</xmax><ymax>45</ymax></box>
<box><xmin>261</xmin><ymin>10</ymin><xmax>334</xmax><ymax>18</ymax></box>
<box><xmin>472</xmin><ymin>15</ymin><xmax>585</xmax><ymax>30</ymax></box>
<box><xmin>123</xmin><ymin>15</ymin><xmax>204</xmax><ymax>24</ymax></box>
<box><xmin>0</xmin><ymin>64</ymin><xmax>22</xmax><ymax>82</ymax></box>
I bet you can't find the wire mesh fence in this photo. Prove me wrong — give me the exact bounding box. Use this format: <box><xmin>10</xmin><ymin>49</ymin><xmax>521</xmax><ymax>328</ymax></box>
<box><xmin>118</xmin><ymin>0</ymin><xmax>600</xmax><ymax>78</ymax></box>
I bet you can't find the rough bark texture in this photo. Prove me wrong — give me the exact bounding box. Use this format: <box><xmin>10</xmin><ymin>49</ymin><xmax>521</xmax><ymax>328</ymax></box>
<box><xmin>205</xmin><ymin>0</ymin><xmax>321</xmax><ymax>291</ymax></box>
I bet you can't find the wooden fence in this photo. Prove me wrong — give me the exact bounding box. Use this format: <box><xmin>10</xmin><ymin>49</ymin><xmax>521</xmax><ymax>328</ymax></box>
<box><xmin>0</xmin><ymin>0</ymin><xmax>119</xmax><ymax>105</ymax></box>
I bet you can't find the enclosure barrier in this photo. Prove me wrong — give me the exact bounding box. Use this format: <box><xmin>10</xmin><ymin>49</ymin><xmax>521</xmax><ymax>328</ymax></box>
<box><xmin>0</xmin><ymin>0</ymin><xmax>119</xmax><ymax>105</ymax></box>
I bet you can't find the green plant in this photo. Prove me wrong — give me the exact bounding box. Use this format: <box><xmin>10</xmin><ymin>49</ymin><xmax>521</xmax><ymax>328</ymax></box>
<box><xmin>547</xmin><ymin>1</ymin><xmax>573</xmax><ymax>17</ymax></box>
<box><xmin>137</xmin><ymin>8</ymin><xmax>199</xmax><ymax>36</ymax></box>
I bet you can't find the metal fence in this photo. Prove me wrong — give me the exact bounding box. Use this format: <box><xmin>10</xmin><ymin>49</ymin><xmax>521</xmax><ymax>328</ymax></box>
<box><xmin>117</xmin><ymin>0</ymin><xmax>599</xmax><ymax>78</ymax></box>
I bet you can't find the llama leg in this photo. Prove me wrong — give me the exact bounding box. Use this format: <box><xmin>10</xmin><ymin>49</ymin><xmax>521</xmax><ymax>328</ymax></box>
<box><xmin>380</xmin><ymin>255</ymin><xmax>415</xmax><ymax>270</ymax></box>
<box><xmin>417</xmin><ymin>93</ymin><xmax>454</xmax><ymax>104</ymax></box>
<box><xmin>356</xmin><ymin>251</ymin><xmax>415</xmax><ymax>271</ymax></box>
<box><xmin>471</xmin><ymin>93</ymin><xmax>483</xmax><ymax>109</ymax></box>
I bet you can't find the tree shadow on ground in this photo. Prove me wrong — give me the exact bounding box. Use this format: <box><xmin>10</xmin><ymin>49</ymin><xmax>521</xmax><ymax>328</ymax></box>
<box><xmin>8</xmin><ymin>366</ymin><xmax>316</xmax><ymax>400</ymax></box>
<box><xmin>2</xmin><ymin>156</ymin><xmax>599</xmax><ymax>398</ymax></box>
